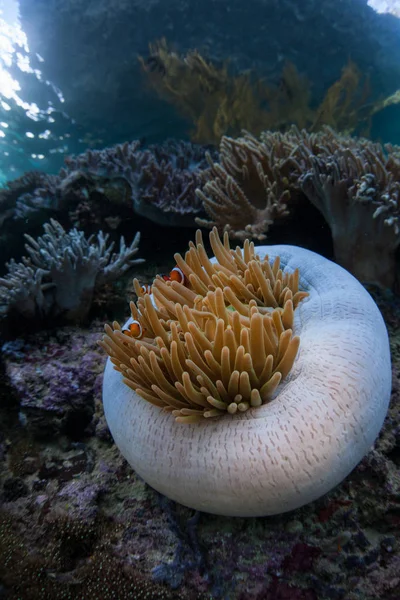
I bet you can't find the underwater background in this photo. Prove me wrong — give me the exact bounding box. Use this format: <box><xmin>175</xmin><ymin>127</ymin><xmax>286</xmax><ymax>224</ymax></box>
<box><xmin>1</xmin><ymin>0</ymin><xmax>400</xmax><ymax>598</ymax></box>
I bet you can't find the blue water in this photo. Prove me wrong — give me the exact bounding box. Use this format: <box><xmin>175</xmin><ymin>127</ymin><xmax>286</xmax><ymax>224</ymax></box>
<box><xmin>1</xmin><ymin>0</ymin><xmax>400</xmax><ymax>181</ymax></box>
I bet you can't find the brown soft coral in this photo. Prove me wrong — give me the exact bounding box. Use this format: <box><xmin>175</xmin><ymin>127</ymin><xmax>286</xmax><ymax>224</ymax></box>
<box><xmin>141</xmin><ymin>41</ymin><xmax>382</xmax><ymax>144</ymax></box>
<box><xmin>310</xmin><ymin>60</ymin><xmax>371</xmax><ymax>134</ymax></box>
<box><xmin>140</xmin><ymin>40</ymin><xmax>320</xmax><ymax>144</ymax></box>
<box><xmin>140</xmin><ymin>39</ymin><xmax>274</xmax><ymax>144</ymax></box>
<box><xmin>195</xmin><ymin>126</ymin><xmax>400</xmax><ymax>289</ymax></box>
<box><xmin>300</xmin><ymin>136</ymin><xmax>400</xmax><ymax>289</ymax></box>
<box><xmin>195</xmin><ymin>133</ymin><xmax>292</xmax><ymax>240</ymax></box>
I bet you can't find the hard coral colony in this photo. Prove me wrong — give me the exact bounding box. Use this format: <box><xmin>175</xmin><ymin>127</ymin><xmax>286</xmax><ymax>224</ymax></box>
<box><xmin>101</xmin><ymin>228</ymin><xmax>391</xmax><ymax>517</ymax></box>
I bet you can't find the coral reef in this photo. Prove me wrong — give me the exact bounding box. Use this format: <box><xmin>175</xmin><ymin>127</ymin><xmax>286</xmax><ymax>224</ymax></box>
<box><xmin>0</xmin><ymin>287</ymin><xmax>399</xmax><ymax>598</ymax></box>
<box><xmin>2</xmin><ymin>127</ymin><xmax>400</xmax><ymax>291</ymax></box>
<box><xmin>195</xmin><ymin>132</ymin><xmax>295</xmax><ymax>241</ymax></box>
<box><xmin>300</xmin><ymin>141</ymin><xmax>400</xmax><ymax>289</ymax></box>
<box><xmin>0</xmin><ymin>140</ymin><xmax>215</xmax><ymax>248</ymax></box>
<box><xmin>198</xmin><ymin>127</ymin><xmax>400</xmax><ymax>289</ymax></box>
<box><xmin>134</xmin><ymin>142</ymin><xmax>209</xmax><ymax>225</ymax></box>
<box><xmin>1</xmin><ymin>326</ymin><xmax>104</xmax><ymax>439</ymax></box>
<box><xmin>63</xmin><ymin>139</ymin><xmax>214</xmax><ymax>227</ymax></box>
<box><xmin>0</xmin><ymin>219</ymin><xmax>144</xmax><ymax>324</ymax></box>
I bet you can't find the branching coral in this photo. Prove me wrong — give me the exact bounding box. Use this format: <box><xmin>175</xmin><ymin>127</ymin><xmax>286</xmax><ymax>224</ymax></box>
<box><xmin>14</xmin><ymin>173</ymin><xmax>63</xmax><ymax>219</ymax></box>
<box><xmin>63</xmin><ymin>141</ymin><xmax>142</xmax><ymax>181</ymax></box>
<box><xmin>0</xmin><ymin>261</ymin><xmax>53</xmax><ymax>320</ymax></box>
<box><xmin>134</xmin><ymin>142</ymin><xmax>209</xmax><ymax>225</ymax></box>
<box><xmin>0</xmin><ymin>140</ymin><xmax>215</xmax><ymax>241</ymax></box>
<box><xmin>0</xmin><ymin>219</ymin><xmax>144</xmax><ymax>323</ymax></box>
<box><xmin>100</xmin><ymin>227</ymin><xmax>308</xmax><ymax>422</ymax></box>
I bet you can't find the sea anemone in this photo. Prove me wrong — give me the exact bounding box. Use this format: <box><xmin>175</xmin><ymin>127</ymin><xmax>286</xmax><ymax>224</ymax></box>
<box><xmin>101</xmin><ymin>230</ymin><xmax>391</xmax><ymax>516</ymax></box>
<box><xmin>101</xmin><ymin>228</ymin><xmax>308</xmax><ymax>423</ymax></box>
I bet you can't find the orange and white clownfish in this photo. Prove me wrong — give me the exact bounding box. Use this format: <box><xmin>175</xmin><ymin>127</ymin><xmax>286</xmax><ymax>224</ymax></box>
<box><xmin>140</xmin><ymin>284</ymin><xmax>152</xmax><ymax>295</ymax></box>
<box><xmin>168</xmin><ymin>266</ymin><xmax>188</xmax><ymax>286</ymax></box>
<box><xmin>140</xmin><ymin>266</ymin><xmax>188</xmax><ymax>296</ymax></box>
<box><xmin>122</xmin><ymin>320</ymin><xmax>145</xmax><ymax>339</ymax></box>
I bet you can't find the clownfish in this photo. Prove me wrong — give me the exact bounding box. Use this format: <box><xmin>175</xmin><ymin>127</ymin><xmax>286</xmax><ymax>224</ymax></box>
<box><xmin>140</xmin><ymin>284</ymin><xmax>152</xmax><ymax>295</ymax></box>
<box><xmin>139</xmin><ymin>266</ymin><xmax>188</xmax><ymax>296</ymax></box>
<box><xmin>122</xmin><ymin>320</ymin><xmax>145</xmax><ymax>339</ymax></box>
<box><xmin>169</xmin><ymin>266</ymin><xmax>188</xmax><ymax>286</ymax></box>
